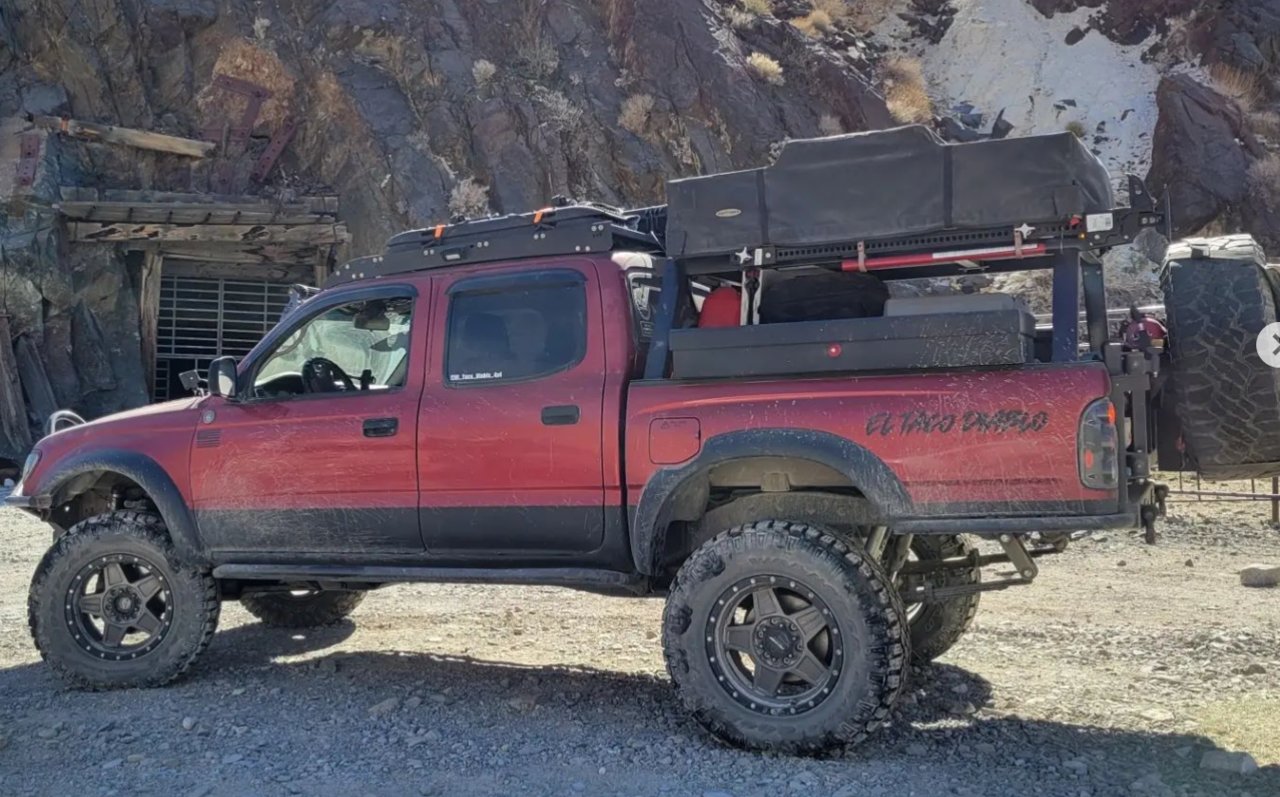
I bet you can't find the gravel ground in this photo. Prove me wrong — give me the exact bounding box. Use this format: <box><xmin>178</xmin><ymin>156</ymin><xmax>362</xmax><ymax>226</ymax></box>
<box><xmin>1</xmin><ymin>496</ymin><xmax>1279</xmax><ymax>797</ymax></box>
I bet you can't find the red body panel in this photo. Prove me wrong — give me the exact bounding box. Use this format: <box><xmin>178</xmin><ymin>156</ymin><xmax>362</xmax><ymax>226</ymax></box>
<box><xmin>625</xmin><ymin>365</ymin><xmax>1115</xmax><ymax>515</ymax></box>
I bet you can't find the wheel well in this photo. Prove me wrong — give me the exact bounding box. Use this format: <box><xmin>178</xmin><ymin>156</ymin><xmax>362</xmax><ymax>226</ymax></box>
<box><xmin>49</xmin><ymin>471</ymin><xmax>159</xmax><ymax>535</ymax></box>
<box><xmin>656</xmin><ymin>456</ymin><xmax>878</xmax><ymax>581</ymax></box>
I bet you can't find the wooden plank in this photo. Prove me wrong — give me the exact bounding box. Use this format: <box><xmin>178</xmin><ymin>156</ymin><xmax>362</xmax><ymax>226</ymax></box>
<box><xmin>55</xmin><ymin>201</ymin><xmax>337</xmax><ymax>225</ymax></box>
<box><xmin>59</xmin><ymin>187</ymin><xmax>339</xmax><ymax>213</ymax></box>
<box><xmin>313</xmin><ymin>247</ymin><xmax>331</xmax><ymax>287</ymax></box>
<box><xmin>32</xmin><ymin>115</ymin><xmax>215</xmax><ymax>158</ymax></box>
<box><xmin>147</xmin><ymin>242</ymin><xmax>321</xmax><ymax>265</ymax></box>
<box><xmin>70</xmin><ymin>221</ymin><xmax>350</xmax><ymax>245</ymax></box>
<box><xmin>0</xmin><ymin>316</ymin><xmax>32</xmax><ymax>451</ymax></box>
<box><xmin>139</xmin><ymin>251</ymin><xmax>162</xmax><ymax>399</ymax></box>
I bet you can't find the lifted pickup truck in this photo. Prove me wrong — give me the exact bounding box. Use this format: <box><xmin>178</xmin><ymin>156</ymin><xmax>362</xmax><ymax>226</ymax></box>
<box><xmin>11</xmin><ymin>127</ymin><xmax>1188</xmax><ymax>753</ymax></box>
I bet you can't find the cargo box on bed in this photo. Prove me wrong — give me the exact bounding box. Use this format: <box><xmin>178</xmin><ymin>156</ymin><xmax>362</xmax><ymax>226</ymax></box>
<box><xmin>668</xmin><ymin>305</ymin><xmax>1036</xmax><ymax>379</ymax></box>
<box><xmin>664</xmin><ymin>125</ymin><xmax>1114</xmax><ymax>261</ymax></box>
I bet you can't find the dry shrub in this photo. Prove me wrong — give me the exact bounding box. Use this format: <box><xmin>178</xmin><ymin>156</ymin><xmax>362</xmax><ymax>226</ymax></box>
<box><xmin>1211</xmin><ymin>62</ymin><xmax>1263</xmax><ymax>110</ymax></box>
<box><xmin>472</xmin><ymin>59</ymin><xmax>497</xmax><ymax>88</ymax></box>
<box><xmin>619</xmin><ymin>93</ymin><xmax>655</xmax><ymax>134</ymax></box>
<box><xmin>726</xmin><ymin>8</ymin><xmax>755</xmax><ymax>28</ymax></box>
<box><xmin>818</xmin><ymin>113</ymin><xmax>844</xmax><ymax>136</ymax></box>
<box><xmin>449</xmin><ymin>178</ymin><xmax>491</xmax><ymax>219</ymax></box>
<box><xmin>742</xmin><ymin>0</ymin><xmax>771</xmax><ymax>15</ymax></box>
<box><xmin>882</xmin><ymin>56</ymin><xmax>932</xmax><ymax>124</ymax></box>
<box><xmin>1249</xmin><ymin>155</ymin><xmax>1280</xmax><ymax>213</ymax></box>
<box><xmin>845</xmin><ymin>0</ymin><xmax>896</xmax><ymax>31</ymax></box>
<box><xmin>1252</xmin><ymin>111</ymin><xmax>1280</xmax><ymax>142</ymax></box>
<box><xmin>792</xmin><ymin>10</ymin><xmax>835</xmax><ymax>38</ymax></box>
<box><xmin>747</xmin><ymin>52</ymin><xmax>784</xmax><ymax>86</ymax></box>
<box><xmin>1066</xmin><ymin>120</ymin><xmax>1087</xmax><ymax>139</ymax></box>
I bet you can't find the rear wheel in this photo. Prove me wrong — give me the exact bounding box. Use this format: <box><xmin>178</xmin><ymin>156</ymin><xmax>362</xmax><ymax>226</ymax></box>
<box><xmin>240</xmin><ymin>589</ymin><xmax>365</xmax><ymax>628</ymax></box>
<box><xmin>663</xmin><ymin>520</ymin><xmax>908</xmax><ymax>753</ymax></box>
<box><xmin>28</xmin><ymin>512</ymin><xmax>220</xmax><ymax>689</ymax></box>
<box><xmin>902</xmin><ymin>535</ymin><xmax>980</xmax><ymax>663</ymax></box>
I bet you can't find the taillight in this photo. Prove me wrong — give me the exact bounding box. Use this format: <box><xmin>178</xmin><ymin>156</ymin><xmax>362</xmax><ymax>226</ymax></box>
<box><xmin>1079</xmin><ymin>398</ymin><xmax>1119</xmax><ymax>489</ymax></box>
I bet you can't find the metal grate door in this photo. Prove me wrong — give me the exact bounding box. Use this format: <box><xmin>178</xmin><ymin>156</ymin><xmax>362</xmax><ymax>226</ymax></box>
<box><xmin>154</xmin><ymin>276</ymin><xmax>292</xmax><ymax>400</ymax></box>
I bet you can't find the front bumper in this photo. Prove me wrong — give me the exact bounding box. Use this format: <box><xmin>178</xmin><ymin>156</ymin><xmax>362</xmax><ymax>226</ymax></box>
<box><xmin>3</xmin><ymin>491</ymin><xmax>50</xmax><ymax>511</ymax></box>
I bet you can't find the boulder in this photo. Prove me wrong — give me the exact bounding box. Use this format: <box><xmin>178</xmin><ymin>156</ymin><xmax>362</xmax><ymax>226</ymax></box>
<box><xmin>1239</xmin><ymin>564</ymin><xmax>1280</xmax><ymax>588</ymax></box>
<box><xmin>1146</xmin><ymin>75</ymin><xmax>1263</xmax><ymax>239</ymax></box>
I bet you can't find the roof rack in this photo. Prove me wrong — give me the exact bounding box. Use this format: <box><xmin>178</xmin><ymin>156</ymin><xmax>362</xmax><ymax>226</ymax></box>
<box><xmin>324</xmin><ymin>201</ymin><xmax>666</xmax><ymax>287</ymax></box>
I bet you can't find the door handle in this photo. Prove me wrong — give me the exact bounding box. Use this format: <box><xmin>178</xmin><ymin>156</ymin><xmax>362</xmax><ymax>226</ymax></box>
<box><xmin>362</xmin><ymin>417</ymin><xmax>399</xmax><ymax>437</ymax></box>
<box><xmin>541</xmin><ymin>405</ymin><xmax>580</xmax><ymax>426</ymax></box>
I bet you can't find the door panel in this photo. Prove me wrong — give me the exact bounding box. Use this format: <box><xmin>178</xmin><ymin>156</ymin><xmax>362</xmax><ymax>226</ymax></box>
<box><xmin>190</xmin><ymin>286</ymin><xmax>427</xmax><ymax>555</ymax></box>
<box><xmin>419</xmin><ymin>263</ymin><xmax>607</xmax><ymax>555</ymax></box>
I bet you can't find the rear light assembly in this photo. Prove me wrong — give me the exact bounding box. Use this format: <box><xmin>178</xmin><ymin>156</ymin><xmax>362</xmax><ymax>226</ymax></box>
<box><xmin>1078</xmin><ymin>398</ymin><xmax>1119</xmax><ymax>489</ymax></box>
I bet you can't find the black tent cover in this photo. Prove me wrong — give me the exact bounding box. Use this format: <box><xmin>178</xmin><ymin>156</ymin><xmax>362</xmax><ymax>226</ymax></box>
<box><xmin>664</xmin><ymin>125</ymin><xmax>1114</xmax><ymax>259</ymax></box>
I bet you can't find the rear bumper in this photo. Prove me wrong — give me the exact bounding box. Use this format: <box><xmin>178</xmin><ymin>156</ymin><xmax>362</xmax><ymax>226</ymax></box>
<box><xmin>894</xmin><ymin>510</ymin><xmax>1139</xmax><ymax>535</ymax></box>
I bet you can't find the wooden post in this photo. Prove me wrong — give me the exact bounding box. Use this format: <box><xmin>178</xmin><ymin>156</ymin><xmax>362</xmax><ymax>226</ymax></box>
<box><xmin>139</xmin><ymin>250</ymin><xmax>163</xmax><ymax>400</ymax></box>
<box><xmin>313</xmin><ymin>246</ymin><xmax>331</xmax><ymax>287</ymax></box>
<box><xmin>0</xmin><ymin>315</ymin><xmax>32</xmax><ymax>450</ymax></box>
<box><xmin>1272</xmin><ymin>476</ymin><xmax>1278</xmax><ymax>526</ymax></box>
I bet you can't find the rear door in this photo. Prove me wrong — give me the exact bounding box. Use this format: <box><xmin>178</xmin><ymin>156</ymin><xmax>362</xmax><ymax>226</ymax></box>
<box><xmin>418</xmin><ymin>262</ymin><xmax>607</xmax><ymax>555</ymax></box>
<box><xmin>189</xmin><ymin>284</ymin><xmax>427</xmax><ymax>556</ymax></box>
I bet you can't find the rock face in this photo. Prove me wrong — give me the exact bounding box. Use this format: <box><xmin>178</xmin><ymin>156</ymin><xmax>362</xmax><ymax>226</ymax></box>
<box><xmin>1145</xmin><ymin>75</ymin><xmax>1264</xmax><ymax>240</ymax></box>
<box><xmin>0</xmin><ymin>0</ymin><xmax>891</xmax><ymax>459</ymax></box>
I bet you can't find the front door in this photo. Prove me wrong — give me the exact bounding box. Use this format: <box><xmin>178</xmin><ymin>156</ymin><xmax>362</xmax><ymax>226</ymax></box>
<box><xmin>190</xmin><ymin>285</ymin><xmax>426</xmax><ymax>556</ymax></box>
<box><xmin>419</xmin><ymin>264</ymin><xmax>607</xmax><ymax>556</ymax></box>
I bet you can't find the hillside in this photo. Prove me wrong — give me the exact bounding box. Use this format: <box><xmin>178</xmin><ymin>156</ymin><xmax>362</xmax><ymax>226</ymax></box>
<box><xmin>1</xmin><ymin>0</ymin><xmax>1279</xmax><ymax>457</ymax></box>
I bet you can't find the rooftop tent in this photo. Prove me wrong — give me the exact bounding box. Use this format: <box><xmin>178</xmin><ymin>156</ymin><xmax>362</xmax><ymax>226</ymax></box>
<box><xmin>663</xmin><ymin>125</ymin><xmax>1115</xmax><ymax>259</ymax></box>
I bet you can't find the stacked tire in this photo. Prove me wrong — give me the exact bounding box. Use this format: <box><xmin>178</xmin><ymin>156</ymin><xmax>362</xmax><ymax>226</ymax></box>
<box><xmin>1161</xmin><ymin>235</ymin><xmax>1280</xmax><ymax>478</ymax></box>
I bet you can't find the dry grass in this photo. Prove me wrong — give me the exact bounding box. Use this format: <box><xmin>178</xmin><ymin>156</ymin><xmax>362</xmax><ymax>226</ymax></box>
<box><xmin>818</xmin><ymin>113</ymin><xmax>844</xmax><ymax>136</ymax></box>
<box><xmin>882</xmin><ymin>56</ymin><xmax>932</xmax><ymax>124</ymax></box>
<box><xmin>1211</xmin><ymin>62</ymin><xmax>1263</xmax><ymax>110</ymax></box>
<box><xmin>747</xmin><ymin>52</ymin><xmax>784</xmax><ymax>86</ymax></box>
<box><xmin>618</xmin><ymin>93</ymin><xmax>655</xmax><ymax>134</ymax></box>
<box><xmin>741</xmin><ymin>0</ymin><xmax>771</xmax><ymax>15</ymax></box>
<box><xmin>449</xmin><ymin>178</ymin><xmax>490</xmax><ymax>219</ymax></box>
<box><xmin>792</xmin><ymin>9</ymin><xmax>835</xmax><ymax>37</ymax></box>
<box><xmin>1252</xmin><ymin>111</ymin><xmax>1280</xmax><ymax>142</ymax></box>
<box><xmin>472</xmin><ymin>59</ymin><xmax>497</xmax><ymax>88</ymax></box>
<box><xmin>1066</xmin><ymin>120</ymin><xmax>1087</xmax><ymax>139</ymax></box>
<box><xmin>1248</xmin><ymin>155</ymin><xmax>1280</xmax><ymax>213</ymax></box>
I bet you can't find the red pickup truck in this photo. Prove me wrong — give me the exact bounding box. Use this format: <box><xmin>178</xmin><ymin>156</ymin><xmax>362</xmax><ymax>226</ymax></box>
<box><xmin>10</xmin><ymin>128</ymin><xmax>1195</xmax><ymax>754</ymax></box>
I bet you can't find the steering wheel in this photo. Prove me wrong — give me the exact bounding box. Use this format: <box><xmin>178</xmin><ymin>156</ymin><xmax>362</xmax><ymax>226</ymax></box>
<box><xmin>301</xmin><ymin>357</ymin><xmax>356</xmax><ymax>393</ymax></box>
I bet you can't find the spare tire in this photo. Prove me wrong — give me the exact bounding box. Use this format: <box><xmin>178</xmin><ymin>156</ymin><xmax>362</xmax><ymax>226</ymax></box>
<box><xmin>1161</xmin><ymin>235</ymin><xmax>1280</xmax><ymax>478</ymax></box>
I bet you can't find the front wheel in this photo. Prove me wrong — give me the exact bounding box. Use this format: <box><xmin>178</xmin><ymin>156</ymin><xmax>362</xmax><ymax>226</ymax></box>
<box><xmin>663</xmin><ymin>520</ymin><xmax>909</xmax><ymax>754</ymax></box>
<box><xmin>27</xmin><ymin>512</ymin><xmax>220</xmax><ymax>689</ymax></box>
<box><xmin>240</xmin><ymin>589</ymin><xmax>365</xmax><ymax>628</ymax></box>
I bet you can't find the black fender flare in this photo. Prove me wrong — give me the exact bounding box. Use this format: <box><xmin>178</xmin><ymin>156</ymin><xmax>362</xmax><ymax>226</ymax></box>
<box><xmin>629</xmin><ymin>428</ymin><xmax>912</xmax><ymax>576</ymax></box>
<box><xmin>33</xmin><ymin>448</ymin><xmax>206</xmax><ymax>565</ymax></box>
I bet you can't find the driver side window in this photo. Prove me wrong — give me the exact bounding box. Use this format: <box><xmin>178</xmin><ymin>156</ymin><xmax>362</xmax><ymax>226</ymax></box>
<box><xmin>253</xmin><ymin>296</ymin><xmax>414</xmax><ymax>399</ymax></box>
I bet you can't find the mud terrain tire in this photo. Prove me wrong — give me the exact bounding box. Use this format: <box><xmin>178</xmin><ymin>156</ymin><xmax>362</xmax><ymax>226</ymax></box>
<box><xmin>905</xmin><ymin>535</ymin><xmax>980</xmax><ymax>663</ymax></box>
<box><xmin>28</xmin><ymin>511</ymin><xmax>219</xmax><ymax>690</ymax></box>
<box><xmin>1161</xmin><ymin>235</ymin><xmax>1280</xmax><ymax>478</ymax></box>
<box><xmin>241</xmin><ymin>590</ymin><xmax>366</xmax><ymax>628</ymax></box>
<box><xmin>663</xmin><ymin>520</ymin><xmax>908</xmax><ymax>754</ymax></box>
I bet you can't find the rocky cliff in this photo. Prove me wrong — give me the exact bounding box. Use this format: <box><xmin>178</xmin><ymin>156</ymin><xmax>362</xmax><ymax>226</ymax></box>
<box><xmin>2</xmin><ymin>0</ymin><xmax>1280</xmax><ymax>463</ymax></box>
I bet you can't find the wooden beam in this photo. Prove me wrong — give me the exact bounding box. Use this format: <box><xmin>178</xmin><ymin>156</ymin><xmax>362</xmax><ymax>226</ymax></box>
<box><xmin>59</xmin><ymin>187</ymin><xmax>338</xmax><ymax>213</ymax></box>
<box><xmin>139</xmin><ymin>251</ymin><xmax>163</xmax><ymax>399</ymax></box>
<box><xmin>56</xmin><ymin>201</ymin><xmax>338</xmax><ymax>226</ymax></box>
<box><xmin>142</xmin><ymin>242</ymin><xmax>322</xmax><ymax>265</ymax></box>
<box><xmin>0</xmin><ymin>316</ymin><xmax>32</xmax><ymax>452</ymax></box>
<box><xmin>313</xmin><ymin>246</ymin><xmax>332</xmax><ymax>287</ymax></box>
<box><xmin>32</xmin><ymin>115</ymin><xmax>214</xmax><ymax>158</ymax></box>
<box><xmin>70</xmin><ymin>221</ymin><xmax>350</xmax><ymax>245</ymax></box>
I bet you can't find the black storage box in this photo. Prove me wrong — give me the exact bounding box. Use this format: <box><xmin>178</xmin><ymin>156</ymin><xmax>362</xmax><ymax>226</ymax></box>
<box><xmin>664</xmin><ymin>125</ymin><xmax>1114</xmax><ymax>259</ymax></box>
<box><xmin>669</xmin><ymin>311</ymin><xmax>1036</xmax><ymax>379</ymax></box>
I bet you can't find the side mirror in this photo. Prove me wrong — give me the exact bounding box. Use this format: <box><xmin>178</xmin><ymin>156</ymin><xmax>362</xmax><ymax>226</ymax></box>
<box><xmin>207</xmin><ymin>356</ymin><xmax>240</xmax><ymax>399</ymax></box>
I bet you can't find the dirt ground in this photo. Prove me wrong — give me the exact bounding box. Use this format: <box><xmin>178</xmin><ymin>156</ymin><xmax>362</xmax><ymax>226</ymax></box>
<box><xmin>1</xmin><ymin>495</ymin><xmax>1278</xmax><ymax>797</ymax></box>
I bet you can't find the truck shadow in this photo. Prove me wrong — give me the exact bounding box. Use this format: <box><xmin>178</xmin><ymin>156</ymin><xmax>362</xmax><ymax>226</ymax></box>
<box><xmin>1</xmin><ymin>622</ymin><xmax>1275</xmax><ymax>797</ymax></box>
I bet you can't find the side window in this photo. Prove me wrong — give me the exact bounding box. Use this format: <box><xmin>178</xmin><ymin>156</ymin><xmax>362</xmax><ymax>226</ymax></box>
<box><xmin>252</xmin><ymin>296</ymin><xmax>414</xmax><ymax>399</ymax></box>
<box><xmin>446</xmin><ymin>279</ymin><xmax>586</xmax><ymax>385</ymax></box>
